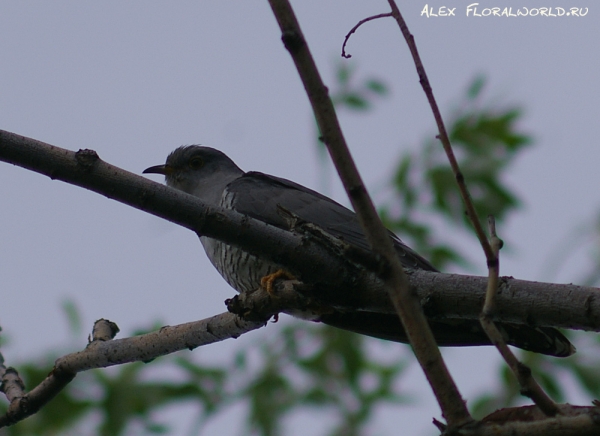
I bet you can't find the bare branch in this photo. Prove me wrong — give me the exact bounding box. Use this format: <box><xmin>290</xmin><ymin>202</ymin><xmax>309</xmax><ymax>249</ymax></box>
<box><xmin>0</xmin><ymin>281</ymin><xmax>316</xmax><ymax>428</ymax></box>
<box><xmin>0</xmin><ymin>314</ymin><xmax>263</xmax><ymax>427</ymax></box>
<box><xmin>406</xmin><ymin>270</ymin><xmax>597</xmax><ymax>332</ymax></box>
<box><xmin>55</xmin><ymin>313</ymin><xmax>267</xmax><ymax>373</ymax></box>
<box><xmin>380</xmin><ymin>1</ymin><xmax>568</xmax><ymax>426</ymax></box>
<box><xmin>267</xmin><ymin>0</ymin><xmax>471</xmax><ymax>427</ymax></box>
<box><xmin>436</xmin><ymin>403</ymin><xmax>600</xmax><ymax>435</ymax></box>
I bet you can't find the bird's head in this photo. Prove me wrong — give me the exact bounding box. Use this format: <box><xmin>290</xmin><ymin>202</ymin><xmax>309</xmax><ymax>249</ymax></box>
<box><xmin>143</xmin><ymin>145</ymin><xmax>244</xmax><ymax>203</ymax></box>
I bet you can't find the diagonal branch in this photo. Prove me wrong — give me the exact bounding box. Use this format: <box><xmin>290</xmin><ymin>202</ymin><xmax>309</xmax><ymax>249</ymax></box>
<box><xmin>0</xmin><ymin>130</ymin><xmax>367</xmax><ymax>296</ymax></box>
<box><xmin>267</xmin><ymin>0</ymin><xmax>472</xmax><ymax>427</ymax></box>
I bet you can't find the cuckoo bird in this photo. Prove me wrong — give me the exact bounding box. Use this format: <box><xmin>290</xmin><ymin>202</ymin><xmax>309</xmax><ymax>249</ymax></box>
<box><xmin>144</xmin><ymin>146</ymin><xmax>574</xmax><ymax>357</ymax></box>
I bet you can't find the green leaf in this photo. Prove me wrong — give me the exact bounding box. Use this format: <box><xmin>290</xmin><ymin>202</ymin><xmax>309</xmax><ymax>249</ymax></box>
<box><xmin>336</xmin><ymin>62</ymin><xmax>352</xmax><ymax>86</ymax></box>
<box><xmin>366</xmin><ymin>79</ymin><xmax>388</xmax><ymax>95</ymax></box>
<box><xmin>61</xmin><ymin>299</ymin><xmax>82</xmax><ymax>337</ymax></box>
<box><xmin>467</xmin><ymin>75</ymin><xmax>485</xmax><ymax>99</ymax></box>
<box><xmin>342</xmin><ymin>93</ymin><xmax>369</xmax><ymax>110</ymax></box>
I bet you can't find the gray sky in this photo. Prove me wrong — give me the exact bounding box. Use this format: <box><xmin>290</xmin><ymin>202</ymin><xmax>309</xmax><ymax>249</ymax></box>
<box><xmin>1</xmin><ymin>1</ymin><xmax>598</xmax><ymax>435</ymax></box>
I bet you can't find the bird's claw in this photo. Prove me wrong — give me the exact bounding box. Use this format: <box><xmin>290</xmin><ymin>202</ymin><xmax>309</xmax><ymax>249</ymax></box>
<box><xmin>260</xmin><ymin>269</ymin><xmax>296</xmax><ymax>296</ymax></box>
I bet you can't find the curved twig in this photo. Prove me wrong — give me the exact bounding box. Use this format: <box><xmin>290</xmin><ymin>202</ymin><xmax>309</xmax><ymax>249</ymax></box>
<box><xmin>341</xmin><ymin>13</ymin><xmax>392</xmax><ymax>58</ymax></box>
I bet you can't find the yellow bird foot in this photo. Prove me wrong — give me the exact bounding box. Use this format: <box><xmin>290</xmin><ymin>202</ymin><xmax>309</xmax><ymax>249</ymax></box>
<box><xmin>260</xmin><ymin>269</ymin><xmax>296</xmax><ymax>296</ymax></box>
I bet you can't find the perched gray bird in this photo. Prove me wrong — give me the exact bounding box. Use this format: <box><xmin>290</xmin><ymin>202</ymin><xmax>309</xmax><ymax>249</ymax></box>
<box><xmin>144</xmin><ymin>146</ymin><xmax>574</xmax><ymax>357</ymax></box>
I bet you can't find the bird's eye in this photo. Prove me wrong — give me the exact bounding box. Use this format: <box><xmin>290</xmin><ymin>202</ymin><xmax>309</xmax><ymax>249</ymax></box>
<box><xmin>189</xmin><ymin>157</ymin><xmax>204</xmax><ymax>169</ymax></box>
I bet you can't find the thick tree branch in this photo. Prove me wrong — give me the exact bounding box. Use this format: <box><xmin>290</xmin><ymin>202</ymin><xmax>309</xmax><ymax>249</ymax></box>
<box><xmin>404</xmin><ymin>270</ymin><xmax>599</xmax><ymax>331</ymax></box>
<box><xmin>1</xmin><ymin>130</ymin><xmax>599</xmax><ymax>332</ymax></box>
<box><xmin>0</xmin><ymin>130</ymin><xmax>368</xmax><ymax>297</ymax></box>
<box><xmin>267</xmin><ymin>0</ymin><xmax>471</xmax><ymax>427</ymax></box>
<box><xmin>477</xmin><ymin>403</ymin><xmax>600</xmax><ymax>436</ymax></box>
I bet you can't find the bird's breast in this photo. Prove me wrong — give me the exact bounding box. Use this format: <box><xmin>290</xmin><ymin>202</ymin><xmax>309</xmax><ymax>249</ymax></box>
<box><xmin>200</xmin><ymin>236</ymin><xmax>280</xmax><ymax>294</ymax></box>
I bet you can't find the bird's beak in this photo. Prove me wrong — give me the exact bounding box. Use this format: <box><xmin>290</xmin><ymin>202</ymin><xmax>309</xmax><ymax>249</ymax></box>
<box><xmin>143</xmin><ymin>164</ymin><xmax>173</xmax><ymax>175</ymax></box>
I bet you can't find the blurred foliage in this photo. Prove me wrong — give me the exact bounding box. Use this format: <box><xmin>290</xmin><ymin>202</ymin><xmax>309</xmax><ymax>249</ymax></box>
<box><xmin>331</xmin><ymin>61</ymin><xmax>388</xmax><ymax>112</ymax></box>
<box><xmin>0</xmin><ymin>311</ymin><xmax>405</xmax><ymax>436</ymax></box>
<box><xmin>381</xmin><ymin>75</ymin><xmax>532</xmax><ymax>270</ymax></box>
<box><xmin>240</xmin><ymin>324</ymin><xmax>406</xmax><ymax>436</ymax></box>
<box><xmin>2</xmin><ymin>65</ymin><xmax>598</xmax><ymax>436</ymax></box>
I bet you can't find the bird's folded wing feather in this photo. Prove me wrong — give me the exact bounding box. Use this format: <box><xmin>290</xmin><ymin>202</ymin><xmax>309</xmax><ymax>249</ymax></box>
<box><xmin>226</xmin><ymin>172</ymin><xmax>437</xmax><ymax>271</ymax></box>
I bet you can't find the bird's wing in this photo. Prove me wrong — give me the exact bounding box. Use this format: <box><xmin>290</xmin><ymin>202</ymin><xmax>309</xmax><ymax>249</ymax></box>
<box><xmin>226</xmin><ymin>172</ymin><xmax>437</xmax><ymax>271</ymax></box>
<box><xmin>225</xmin><ymin>172</ymin><xmax>576</xmax><ymax>358</ymax></box>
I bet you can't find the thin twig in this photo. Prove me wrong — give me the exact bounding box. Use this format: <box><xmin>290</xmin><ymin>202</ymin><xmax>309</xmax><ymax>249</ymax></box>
<box><xmin>386</xmin><ymin>0</ymin><xmax>496</xmax><ymax>267</ymax></box>
<box><xmin>381</xmin><ymin>10</ymin><xmax>573</xmax><ymax>412</ymax></box>
<box><xmin>341</xmin><ymin>13</ymin><xmax>392</xmax><ymax>58</ymax></box>
<box><xmin>480</xmin><ymin>216</ymin><xmax>559</xmax><ymax>416</ymax></box>
<box><xmin>481</xmin><ymin>216</ymin><xmax>502</xmax><ymax>316</ymax></box>
<box><xmin>267</xmin><ymin>0</ymin><xmax>472</xmax><ymax>427</ymax></box>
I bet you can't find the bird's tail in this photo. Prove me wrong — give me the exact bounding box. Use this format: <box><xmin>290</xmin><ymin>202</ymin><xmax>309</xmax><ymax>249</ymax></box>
<box><xmin>319</xmin><ymin>312</ymin><xmax>575</xmax><ymax>357</ymax></box>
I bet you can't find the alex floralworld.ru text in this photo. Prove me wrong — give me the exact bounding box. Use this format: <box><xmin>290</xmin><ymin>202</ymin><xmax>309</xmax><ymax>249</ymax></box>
<box><xmin>421</xmin><ymin>4</ymin><xmax>588</xmax><ymax>18</ymax></box>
